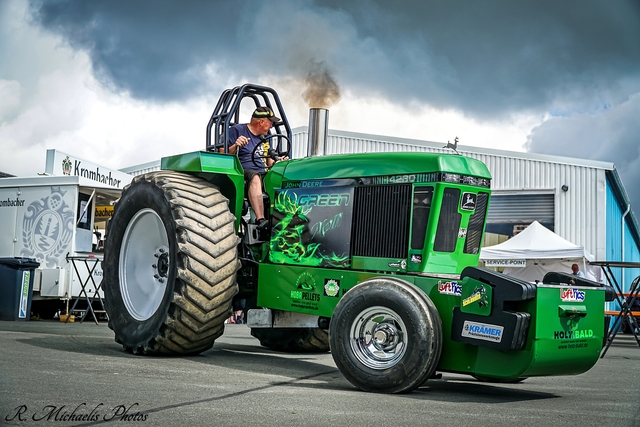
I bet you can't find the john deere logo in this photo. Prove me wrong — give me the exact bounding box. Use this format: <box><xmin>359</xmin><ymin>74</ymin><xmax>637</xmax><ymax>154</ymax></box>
<box><xmin>62</xmin><ymin>156</ymin><xmax>72</xmax><ymax>176</ymax></box>
<box><xmin>461</xmin><ymin>192</ymin><xmax>477</xmax><ymax>211</ymax></box>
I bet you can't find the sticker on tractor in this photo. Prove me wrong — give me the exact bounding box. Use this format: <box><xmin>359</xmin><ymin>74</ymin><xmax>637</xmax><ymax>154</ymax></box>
<box><xmin>438</xmin><ymin>281</ymin><xmax>462</xmax><ymax>296</ymax></box>
<box><xmin>458</xmin><ymin>228</ymin><xmax>467</xmax><ymax>239</ymax></box>
<box><xmin>560</xmin><ymin>288</ymin><xmax>585</xmax><ymax>302</ymax></box>
<box><xmin>284</xmin><ymin>181</ymin><xmax>327</xmax><ymax>189</ymax></box>
<box><xmin>461</xmin><ymin>321</ymin><xmax>503</xmax><ymax>343</ymax></box>
<box><xmin>270</xmin><ymin>188</ymin><xmax>352</xmax><ymax>268</ymax></box>
<box><xmin>284</xmin><ymin>179</ymin><xmax>355</xmax><ymax>189</ymax></box>
<box><xmin>410</xmin><ymin>254</ymin><xmax>422</xmax><ymax>263</ymax></box>
<box><xmin>463</xmin><ymin>285</ymin><xmax>488</xmax><ymax>307</ymax></box>
<box><xmin>324</xmin><ymin>279</ymin><xmax>340</xmax><ymax>297</ymax></box>
<box><xmin>296</xmin><ymin>272</ymin><xmax>316</xmax><ymax>291</ymax></box>
<box><xmin>554</xmin><ymin>329</ymin><xmax>593</xmax><ymax>340</ymax></box>
<box><xmin>460</xmin><ymin>192</ymin><xmax>477</xmax><ymax>211</ymax></box>
<box><xmin>388</xmin><ymin>260</ymin><xmax>407</xmax><ymax>269</ymax></box>
<box><xmin>290</xmin><ymin>272</ymin><xmax>321</xmax><ymax>310</ymax></box>
<box><xmin>460</xmin><ymin>283</ymin><xmax>492</xmax><ymax>316</ymax></box>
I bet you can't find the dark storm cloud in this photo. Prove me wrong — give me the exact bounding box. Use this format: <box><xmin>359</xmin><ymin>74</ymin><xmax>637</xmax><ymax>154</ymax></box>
<box><xmin>28</xmin><ymin>0</ymin><xmax>253</xmax><ymax>100</ymax></box>
<box><xmin>526</xmin><ymin>96</ymin><xmax>640</xmax><ymax>212</ymax></box>
<box><xmin>28</xmin><ymin>0</ymin><xmax>640</xmax><ymax>116</ymax></box>
<box><xmin>333</xmin><ymin>0</ymin><xmax>640</xmax><ymax>116</ymax></box>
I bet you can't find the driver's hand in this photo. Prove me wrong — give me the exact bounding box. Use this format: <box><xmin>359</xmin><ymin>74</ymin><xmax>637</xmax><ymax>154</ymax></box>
<box><xmin>235</xmin><ymin>136</ymin><xmax>249</xmax><ymax>147</ymax></box>
<box><xmin>280</xmin><ymin>156</ymin><xmax>290</xmax><ymax>161</ymax></box>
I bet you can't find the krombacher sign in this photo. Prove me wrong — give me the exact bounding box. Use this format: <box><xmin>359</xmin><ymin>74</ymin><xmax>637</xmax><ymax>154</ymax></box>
<box><xmin>45</xmin><ymin>149</ymin><xmax>132</xmax><ymax>190</ymax></box>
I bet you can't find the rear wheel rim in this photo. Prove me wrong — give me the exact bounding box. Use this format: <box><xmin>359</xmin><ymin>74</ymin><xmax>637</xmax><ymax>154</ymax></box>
<box><xmin>119</xmin><ymin>208</ymin><xmax>170</xmax><ymax>321</ymax></box>
<box><xmin>349</xmin><ymin>306</ymin><xmax>407</xmax><ymax>369</ymax></box>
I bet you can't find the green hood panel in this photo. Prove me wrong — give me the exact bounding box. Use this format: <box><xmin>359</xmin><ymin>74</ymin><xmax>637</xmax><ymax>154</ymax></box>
<box><xmin>279</xmin><ymin>152</ymin><xmax>492</xmax><ymax>181</ymax></box>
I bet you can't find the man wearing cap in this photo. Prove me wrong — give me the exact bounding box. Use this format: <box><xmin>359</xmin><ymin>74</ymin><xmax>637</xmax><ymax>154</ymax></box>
<box><xmin>227</xmin><ymin>106</ymin><xmax>284</xmax><ymax>231</ymax></box>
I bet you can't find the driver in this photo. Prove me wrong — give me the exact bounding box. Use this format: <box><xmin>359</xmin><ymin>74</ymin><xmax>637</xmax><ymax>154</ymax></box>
<box><xmin>227</xmin><ymin>106</ymin><xmax>287</xmax><ymax>231</ymax></box>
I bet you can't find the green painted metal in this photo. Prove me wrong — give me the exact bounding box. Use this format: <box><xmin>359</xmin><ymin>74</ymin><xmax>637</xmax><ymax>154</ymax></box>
<box><xmin>256</xmin><ymin>264</ymin><xmax>379</xmax><ymax>317</ymax></box>
<box><xmin>278</xmin><ymin>151</ymin><xmax>491</xmax><ymax>181</ymax></box>
<box><xmin>161</xmin><ymin>150</ymin><xmax>242</xmax><ymax>175</ymax></box>
<box><xmin>351</xmin><ymin>256</ymin><xmax>407</xmax><ymax>272</ymax></box>
<box><xmin>467</xmin><ymin>285</ymin><xmax>605</xmax><ymax>379</ymax></box>
<box><xmin>460</xmin><ymin>277</ymin><xmax>492</xmax><ymax>316</ymax></box>
<box><xmin>419</xmin><ymin>184</ymin><xmax>491</xmax><ymax>275</ymax></box>
<box><xmin>440</xmin><ymin>279</ymin><xmax>604</xmax><ymax>379</ymax></box>
<box><xmin>257</xmin><ymin>264</ymin><xmax>607</xmax><ymax>379</ymax></box>
<box><xmin>160</xmin><ymin>151</ymin><xmax>245</xmax><ymax>229</ymax></box>
<box><xmin>263</xmin><ymin>160</ymin><xmax>286</xmax><ymax>195</ymax></box>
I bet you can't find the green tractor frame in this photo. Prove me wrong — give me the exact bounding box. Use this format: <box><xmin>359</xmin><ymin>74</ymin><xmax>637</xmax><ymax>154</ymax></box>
<box><xmin>103</xmin><ymin>83</ymin><xmax>614</xmax><ymax>393</ymax></box>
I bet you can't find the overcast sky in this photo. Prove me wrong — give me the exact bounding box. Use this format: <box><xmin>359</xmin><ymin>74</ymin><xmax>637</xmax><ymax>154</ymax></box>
<box><xmin>1</xmin><ymin>0</ymin><xmax>640</xmax><ymax>211</ymax></box>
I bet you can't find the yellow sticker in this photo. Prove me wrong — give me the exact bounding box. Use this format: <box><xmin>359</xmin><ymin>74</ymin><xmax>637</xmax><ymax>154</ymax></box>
<box><xmin>462</xmin><ymin>292</ymin><xmax>482</xmax><ymax>307</ymax></box>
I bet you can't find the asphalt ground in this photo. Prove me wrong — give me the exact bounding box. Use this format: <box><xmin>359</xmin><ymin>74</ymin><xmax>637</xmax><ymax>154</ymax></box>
<box><xmin>0</xmin><ymin>320</ymin><xmax>639</xmax><ymax>427</ymax></box>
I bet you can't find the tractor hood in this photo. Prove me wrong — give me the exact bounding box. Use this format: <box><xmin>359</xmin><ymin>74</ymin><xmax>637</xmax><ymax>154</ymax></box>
<box><xmin>270</xmin><ymin>151</ymin><xmax>492</xmax><ymax>184</ymax></box>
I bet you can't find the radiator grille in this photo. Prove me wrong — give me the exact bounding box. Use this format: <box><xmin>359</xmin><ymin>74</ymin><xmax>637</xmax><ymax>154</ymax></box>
<box><xmin>434</xmin><ymin>188</ymin><xmax>461</xmax><ymax>252</ymax></box>
<box><xmin>464</xmin><ymin>192</ymin><xmax>489</xmax><ymax>254</ymax></box>
<box><xmin>351</xmin><ymin>184</ymin><xmax>411</xmax><ymax>258</ymax></box>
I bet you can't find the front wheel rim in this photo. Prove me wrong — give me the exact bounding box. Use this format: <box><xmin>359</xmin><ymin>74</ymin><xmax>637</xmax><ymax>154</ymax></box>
<box><xmin>349</xmin><ymin>306</ymin><xmax>407</xmax><ymax>370</ymax></box>
<box><xmin>119</xmin><ymin>208</ymin><xmax>170</xmax><ymax>321</ymax></box>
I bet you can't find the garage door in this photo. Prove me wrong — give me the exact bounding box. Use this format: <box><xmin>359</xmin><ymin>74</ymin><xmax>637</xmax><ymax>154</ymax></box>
<box><xmin>487</xmin><ymin>194</ymin><xmax>554</xmax><ymax>224</ymax></box>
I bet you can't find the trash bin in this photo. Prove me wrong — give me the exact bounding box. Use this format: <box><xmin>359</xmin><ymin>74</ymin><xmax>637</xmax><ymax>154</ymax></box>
<box><xmin>0</xmin><ymin>257</ymin><xmax>40</xmax><ymax>321</ymax></box>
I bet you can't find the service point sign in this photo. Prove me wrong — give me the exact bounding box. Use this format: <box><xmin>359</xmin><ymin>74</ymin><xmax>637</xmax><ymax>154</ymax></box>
<box><xmin>484</xmin><ymin>259</ymin><xmax>526</xmax><ymax>268</ymax></box>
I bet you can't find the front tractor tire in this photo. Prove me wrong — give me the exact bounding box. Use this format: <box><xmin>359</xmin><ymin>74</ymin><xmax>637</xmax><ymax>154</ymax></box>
<box><xmin>103</xmin><ymin>171</ymin><xmax>240</xmax><ymax>355</ymax></box>
<box><xmin>329</xmin><ymin>277</ymin><xmax>443</xmax><ymax>393</ymax></box>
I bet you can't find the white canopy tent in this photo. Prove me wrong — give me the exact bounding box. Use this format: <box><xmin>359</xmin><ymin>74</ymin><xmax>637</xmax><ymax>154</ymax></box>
<box><xmin>480</xmin><ymin>221</ymin><xmax>601</xmax><ymax>283</ymax></box>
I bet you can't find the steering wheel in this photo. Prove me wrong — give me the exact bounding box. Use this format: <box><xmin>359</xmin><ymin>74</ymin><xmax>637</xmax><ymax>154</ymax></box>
<box><xmin>251</xmin><ymin>134</ymin><xmax>291</xmax><ymax>169</ymax></box>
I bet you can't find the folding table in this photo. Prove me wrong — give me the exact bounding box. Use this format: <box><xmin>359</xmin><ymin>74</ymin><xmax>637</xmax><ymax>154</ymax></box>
<box><xmin>64</xmin><ymin>254</ymin><xmax>108</xmax><ymax>324</ymax></box>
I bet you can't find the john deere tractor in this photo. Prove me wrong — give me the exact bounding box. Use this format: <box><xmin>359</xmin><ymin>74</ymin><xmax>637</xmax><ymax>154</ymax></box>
<box><xmin>103</xmin><ymin>83</ymin><xmax>613</xmax><ymax>393</ymax></box>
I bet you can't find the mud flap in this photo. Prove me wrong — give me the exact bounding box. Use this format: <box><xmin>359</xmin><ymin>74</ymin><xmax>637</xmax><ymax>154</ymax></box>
<box><xmin>451</xmin><ymin>267</ymin><xmax>536</xmax><ymax>351</ymax></box>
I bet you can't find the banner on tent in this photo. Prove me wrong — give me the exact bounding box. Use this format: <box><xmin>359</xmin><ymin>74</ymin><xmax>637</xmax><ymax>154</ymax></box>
<box><xmin>484</xmin><ymin>259</ymin><xmax>527</xmax><ymax>268</ymax></box>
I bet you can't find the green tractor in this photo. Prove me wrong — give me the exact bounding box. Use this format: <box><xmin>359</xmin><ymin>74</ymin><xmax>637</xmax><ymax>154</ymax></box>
<box><xmin>103</xmin><ymin>83</ymin><xmax>614</xmax><ymax>393</ymax></box>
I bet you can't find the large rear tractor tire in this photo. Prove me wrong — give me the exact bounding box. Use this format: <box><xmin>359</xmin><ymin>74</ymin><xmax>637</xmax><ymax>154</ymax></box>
<box><xmin>103</xmin><ymin>171</ymin><xmax>240</xmax><ymax>355</ymax></box>
<box><xmin>251</xmin><ymin>328</ymin><xmax>329</xmax><ymax>353</ymax></box>
<box><xmin>329</xmin><ymin>277</ymin><xmax>443</xmax><ymax>393</ymax></box>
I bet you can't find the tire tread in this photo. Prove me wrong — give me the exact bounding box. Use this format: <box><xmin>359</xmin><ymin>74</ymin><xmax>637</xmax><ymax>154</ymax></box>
<box><xmin>107</xmin><ymin>171</ymin><xmax>240</xmax><ymax>356</ymax></box>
